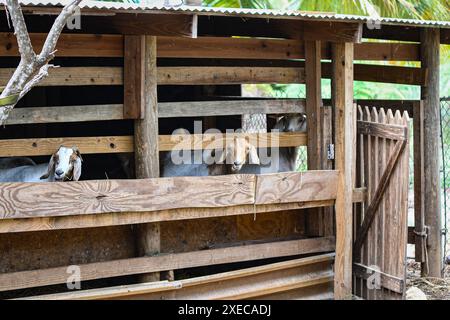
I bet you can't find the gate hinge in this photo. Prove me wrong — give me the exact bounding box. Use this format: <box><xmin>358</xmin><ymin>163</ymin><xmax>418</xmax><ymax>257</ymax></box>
<box><xmin>327</xmin><ymin>144</ymin><xmax>335</xmax><ymax>160</ymax></box>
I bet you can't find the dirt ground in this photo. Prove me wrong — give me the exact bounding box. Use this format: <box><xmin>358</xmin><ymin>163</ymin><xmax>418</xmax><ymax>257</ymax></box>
<box><xmin>407</xmin><ymin>259</ymin><xmax>450</xmax><ymax>300</ymax></box>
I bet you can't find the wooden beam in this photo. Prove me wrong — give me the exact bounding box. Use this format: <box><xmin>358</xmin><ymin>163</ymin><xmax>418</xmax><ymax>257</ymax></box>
<box><xmin>255</xmin><ymin>171</ymin><xmax>338</xmax><ymax>205</ymax></box>
<box><xmin>420</xmin><ymin>28</ymin><xmax>442</xmax><ymax>278</ymax></box>
<box><xmin>0</xmin><ymin>33</ymin><xmax>123</xmax><ymax>57</ymax></box>
<box><xmin>157</xmin><ymin>66</ymin><xmax>305</xmax><ymax>85</ymax></box>
<box><xmin>353</xmin><ymin>263</ymin><xmax>404</xmax><ymax>294</ymax></box>
<box><xmin>158</xmin><ymin>132</ymin><xmax>307</xmax><ymax>151</ymax></box>
<box><xmin>5</xmin><ymin>104</ymin><xmax>124</xmax><ymax>125</ymax></box>
<box><xmin>413</xmin><ymin>101</ymin><xmax>426</xmax><ymax>264</ymax></box>
<box><xmin>199</xmin><ymin>16</ymin><xmax>362</xmax><ymax>43</ymax></box>
<box><xmin>0</xmin><ymin>237</ymin><xmax>335</xmax><ymax>292</ymax></box>
<box><xmin>0</xmin><ymin>67</ymin><xmax>123</xmax><ymax>86</ymax></box>
<box><xmin>0</xmin><ymin>64</ymin><xmax>423</xmax><ymax>87</ymax></box>
<box><xmin>442</xmin><ymin>29</ymin><xmax>450</xmax><ymax>45</ymax></box>
<box><xmin>332</xmin><ymin>42</ymin><xmax>355</xmax><ymax>300</ymax></box>
<box><xmin>158</xmin><ymin>99</ymin><xmax>305</xmax><ymax>118</ymax></box>
<box><xmin>0</xmin><ymin>136</ymin><xmax>133</xmax><ymax>157</ymax></box>
<box><xmin>305</xmin><ymin>40</ymin><xmax>325</xmax><ymax>237</ymax></box>
<box><xmin>22</xmin><ymin>254</ymin><xmax>335</xmax><ymax>300</ymax></box>
<box><xmin>0</xmin><ymin>132</ymin><xmax>306</xmax><ymax>157</ymax></box>
<box><xmin>10</xmin><ymin>13</ymin><xmax>196</xmax><ymax>37</ymax></box>
<box><xmin>0</xmin><ymin>174</ymin><xmax>256</xmax><ymax>220</ymax></box>
<box><xmin>0</xmin><ymin>200</ymin><xmax>335</xmax><ymax>234</ymax></box>
<box><xmin>303</xmin><ymin>21</ymin><xmax>363</xmax><ymax>43</ymax></box>
<box><xmin>357</xmin><ymin>121</ymin><xmax>408</xmax><ymax>141</ymax></box>
<box><xmin>132</xmin><ymin>36</ymin><xmax>162</xmax><ymax>282</ymax></box>
<box><xmin>123</xmin><ymin>35</ymin><xmax>145</xmax><ymax>119</ymax></box>
<box><xmin>0</xmin><ymin>33</ymin><xmax>421</xmax><ymax>61</ymax></box>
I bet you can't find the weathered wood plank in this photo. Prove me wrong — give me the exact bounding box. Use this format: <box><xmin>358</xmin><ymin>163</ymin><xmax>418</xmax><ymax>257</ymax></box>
<box><xmin>0</xmin><ymin>33</ymin><xmax>123</xmax><ymax>57</ymax></box>
<box><xmin>0</xmin><ymin>132</ymin><xmax>306</xmax><ymax>157</ymax></box>
<box><xmin>157</xmin><ymin>66</ymin><xmax>305</xmax><ymax>85</ymax></box>
<box><xmin>0</xmin><ymin>33</ymin><xmax>420</xmax><ymax>61</ymax></box>
<box><xmin>357</xmin><ymin>121</ymin><xmax>407</xmax><ymax>141</ymax></box>
<box><xmin>421</xmin><ymin>28</ymin><xmax>442</xmax><ymax>278</ymax></box>
<box><xmin>158</xmin><ymin>99</ymin><xmax>305</xmax><ymax>118</ymax></box>
<box><xmin>123</xmin><ymin>35</ymin><xmax>145</xmax><ymax>119</ymax></box>
<box><xmin>0</xmin><ymin>200</ymin><xmax>335</xmax><ymax>234</ymax></box>
<box><xmin>332</xmin><ymin>42</ymin><xmax>355</xmax><ymax>300</ymax></box>
<box><xmin>133</xmin><ymin>35</ymin><xmax>161</xmax><ymax>282</ymax></box>
<box><xmin>353</xmin><ymin>263</ymin><xmax>404</xmax><ymax>294</ymax></box>
<box><xmin>5</xmin><ymin>104</ymin><xmax>124</xmax><ymax>125</ymax></box>
<box><xmin>303</xmin><ymin>21</ymin><xmax>363</xmax><ymax>43</ymax></box>
<box><xmin>0</xmin><ymin>175</ymin><xmax>256</xmax><ymax>219</ymax></box>
<box><xmin>158</xmin><ymin>132</ymin><xmax>307</xmax><ymax>151</ymax></box>
<box><xmin>256</xmin><ymin>171</ymin><xmax>338</xmax><ymax>205</ymax></box>
<box><xmin>0</xmin><ymin>67</ymin><xmax>122</xmax><ymax>87</ymax></box>
<box><xmin>22</xmin><ymin>254</ymin><xmax>335</xmax><ymax>300</ymax></box>
<box><xmin>0</xmin><ymin>237</ymin><xmax>335</xmax><ymax>292</ymax></box>
<box><xmin>0</xmin><ymin>136</ymin><xmax>133</xmax><ymax>157</ymax></box>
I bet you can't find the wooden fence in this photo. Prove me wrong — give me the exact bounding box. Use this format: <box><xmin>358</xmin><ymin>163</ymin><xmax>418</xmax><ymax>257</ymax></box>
<box><xmin>353</xmin><ymin>106</ymin><xmax>410</xmax><ymax>300</ymax></box>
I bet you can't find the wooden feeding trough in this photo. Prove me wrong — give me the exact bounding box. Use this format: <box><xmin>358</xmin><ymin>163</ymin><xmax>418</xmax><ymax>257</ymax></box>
<box><xmin>0</xmin><ymin>1</ymin><xmax>448</xmax><ymax>300</ymax></box>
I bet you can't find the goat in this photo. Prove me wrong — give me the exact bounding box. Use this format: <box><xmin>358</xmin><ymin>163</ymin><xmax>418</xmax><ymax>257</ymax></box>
<box><xmin>160</xmin><ymin>137</ymin><xmax>260</xmax><ymax>177</ymax></box>
<box><xmin>0</xmin><ymin>146</ymin><xmax>82</xmax><ymax>182</ymax></box>
<box><xmin>236</xmin><ymin>113</ymin><xmax>307</xmax><ymax>174</ymax></box>
<box><xmin>0</xmin><ymin>157</ymin><xmax>36</xmax><ymax>170</ymax></box>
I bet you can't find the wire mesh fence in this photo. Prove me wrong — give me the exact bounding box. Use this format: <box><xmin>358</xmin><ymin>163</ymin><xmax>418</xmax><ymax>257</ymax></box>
<box><xmin>440</xmin><ymin>97</ymin><xmax>450</xmax><ymax>260</ymax></box>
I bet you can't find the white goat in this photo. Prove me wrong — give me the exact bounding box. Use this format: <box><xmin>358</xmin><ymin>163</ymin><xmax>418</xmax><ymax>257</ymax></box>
<box><xmin>0</xmin><ymin>157</ymin><xmax>36</xmax><ymax>169</ymax></box>
<box><xmin>236</xmin><ymin>113</ymin><xmax>307</xmax><ymax>174</ymax></box>
<box><xmin>0</xmin><ymin>146</ymin><xmax>82</xmax><ymax>182</ymax></box>
<box><xmin>160</xmin><ymin>137</ymin><xmax>259</xmax><ymax>177</ymax></box>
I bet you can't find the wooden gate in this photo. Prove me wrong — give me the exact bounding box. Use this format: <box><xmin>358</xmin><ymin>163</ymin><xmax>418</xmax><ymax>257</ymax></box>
<box><xmin>353</xmin><ymin>106</ymin><xmax>410</xmax><ymax>300</ymax></box>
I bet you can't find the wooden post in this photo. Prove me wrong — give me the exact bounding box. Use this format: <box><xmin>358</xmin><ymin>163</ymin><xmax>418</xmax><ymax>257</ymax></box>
<box><xmin>332</xmin><ymin>42</ymin><xmax>354</xmax><ymax>299</ymax></box>
<box><xmin>420</xmin><ymin>28</ymin><xmax>442</xmax><ymax>278</ymax></box>
<box><xmin>305</xmin><ymin>40</ymin><xmax>325</xmax><ymax>236</ymax></box>
<box><xmin>127</xmin><ymin>35</ymin><xmax>162</xmax><ymax>282</ymax></box>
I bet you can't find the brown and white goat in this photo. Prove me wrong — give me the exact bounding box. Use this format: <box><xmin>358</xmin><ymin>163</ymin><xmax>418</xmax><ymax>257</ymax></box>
<box><xmin>0</xmin><ymin>146</ymin><xmax>82</xmax><ymax>182</ymax></box>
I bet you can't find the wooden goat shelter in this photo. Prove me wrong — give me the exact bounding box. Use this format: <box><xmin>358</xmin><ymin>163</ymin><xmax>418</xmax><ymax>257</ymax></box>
<box><xmin>0</xmin><ymin>1</ymin><xmax>448</xmax><ymax>300</ymax></box>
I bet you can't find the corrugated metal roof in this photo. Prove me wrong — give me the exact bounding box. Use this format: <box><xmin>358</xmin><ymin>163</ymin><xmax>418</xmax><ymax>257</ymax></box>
<box><xmin>4</xmin><ymin>0</ymin><xmax>450</xmax><ymax>28</ymax></box>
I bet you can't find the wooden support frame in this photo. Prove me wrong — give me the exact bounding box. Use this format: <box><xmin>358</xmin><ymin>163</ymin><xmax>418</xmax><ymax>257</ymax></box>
<box><xmin>0</xmin><ymin>237</ymin><xmax>335</xmax><ymax>292</ymax></box>
<box><xmin>21</xmin><ymin>253</ymin><xmax>335</xmax><ymax>300</ymax></box>
<box><xmin>420</xmin><ymin>28</ymin><xmax>442</xmax><ymax>278</ymax></box>
<box><xmin>332</xmin><ymin>42</ymin><xmax>355</xmax><ymax>300</ymax></box>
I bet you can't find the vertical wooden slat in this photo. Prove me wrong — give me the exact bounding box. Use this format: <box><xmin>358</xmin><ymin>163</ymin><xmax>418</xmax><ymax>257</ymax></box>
<box><xmin>124</xmin><ymin>36</ymin><xmax>145</xmax><ymax>119</ymax></box>
<box><xmin>332</xmin><ymin>42</ymin><xmax>354</xmax><ymax>300</ymax></box>
<box><xmin>420</xmin><ymin>28</ymin><xmax>442</xmax><ymax>278</ymax></box>
<box><xmin>413</xmin><ymin>101</ymin><xmax>426</xmax><ymax>267</ymax></box>
<box><xmin>321</xmin><ymin>106</ymin><xmax>334</xmax><ymax>236</ymax></box>
<box><xmin>305</xmin><ymin>40</ymin><xmax>324</xmax><ymax>236</ymax></box>
<box><xmin>133</xmin><ymin>35</ymin><xmax>162</xmax><ymax>282</ymax></box>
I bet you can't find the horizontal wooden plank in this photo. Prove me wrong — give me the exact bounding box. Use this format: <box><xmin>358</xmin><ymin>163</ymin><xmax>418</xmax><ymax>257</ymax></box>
<box><xmin>159</xmin><ymin>132</ymin><xmax>307</xmax><ymax>151</ymax></box>
<box><xmin>256</xmin><ymin>171</ymin><xmax>338</xmax><ymax>205</ymax></box>
<box><xmin>322</xmin><ymin>63</ymin><xmax>424</xmax><ymax>85</ymax></box>
<box><xmin>0</xmin><ymin>136</ymin><xmax>133</xmax><ymax>157</ymax></box>
<box><xmin>353</xmin><ymin>262</ymin><xmax>404</xmax><ymax>294</ymax></box>
<box><xmin>357</xmin><ymin>121</ymin><xmax>408</xmax><ymax>141</ymax></box>
<box><xmin>0</xmin><ymin>175</ymin><xmax>256</xmax><ymax>219</ymax></box>
<box><xmin>22</xmin><ymin>253</ymin><xmax>335</xmax><ymax>300</ymax></box>
<box><xmin>0</xmin><ymin>33</ymin><xmax>420</xmax><ymax>61</ymax></box>
<box><xmin>0</xmin><ymin>200</ymin><xmax>334</xmax><ymax>234</ymax></box>
<box><xmin>157</xmin><ymin>66</ymin><xmax>305</xmax><ymax>85</ymax></box>
<box><xmin>158</xmin><ymin>99</ymin><xmax>305</xmax><ymax>118</ymax></box>
<box><xmin>0</xmin><ymin>63</ymin><xmax>422</xmax><ymax>87</ymax></box>
<box><xmin>0</xmin><ymin>33</ymin><xmax>123</xmax><ymax>57</ymax></box>
<box><xmin>0</xmin><ymin>67</ymin><xmax>122</xmax><ymax>87</ymax></box>
<box><xmin>0</xmin><ymin>132</ymin><xmax>306</xmax><ymax>157</ymax></box>
<box><xmin>0</xmin><ymin>237</ymin><xmax>335</xmax><ymax>292</ymax></box>
<box><xmin>5</xmin><ymin>105</ymin><xmax>124</xmax><ymax>125</ymax></box>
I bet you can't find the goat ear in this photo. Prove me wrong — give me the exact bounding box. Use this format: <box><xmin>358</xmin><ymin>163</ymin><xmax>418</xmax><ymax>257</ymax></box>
<box><xmin>248</xmin><ymin>144</ymin><xmax>260</xmax><ymax>165</ymax></box>
<box><xmin>40</xmin><ymin>153</ymin><xmax>56</xmax><ymax>180</ymax></box>
<box><xmin>72</xmin><ymin>146</ymin><xmax>83</xmax><ymax>162</ymax></box>
<box><xmin>72</xmin><ymin>156</ymin><xmax>82</xmax><ymax>181</ymax></box>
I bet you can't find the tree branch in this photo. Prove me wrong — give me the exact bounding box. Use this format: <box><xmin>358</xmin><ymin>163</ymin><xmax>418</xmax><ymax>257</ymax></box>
<box><xmin>0</xmin><ymin>0</ymin><xmax>82</xmax><ymax>125</ymax></box>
